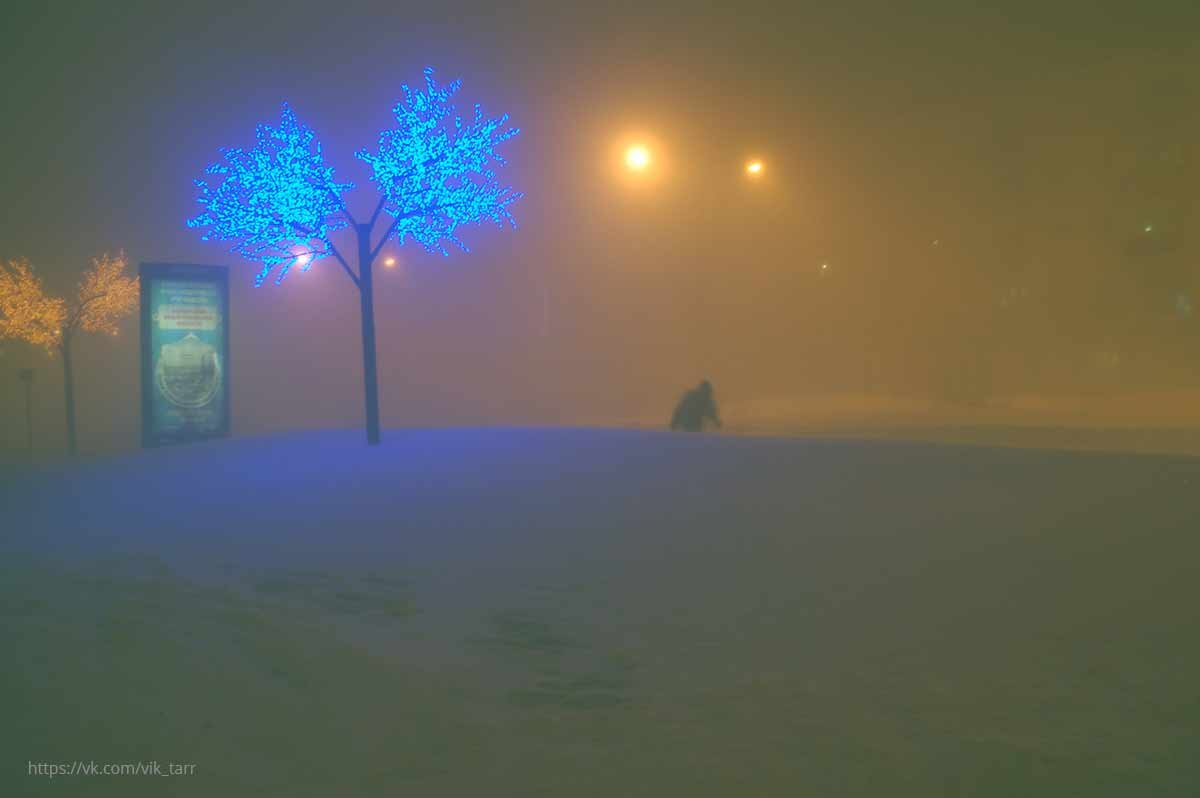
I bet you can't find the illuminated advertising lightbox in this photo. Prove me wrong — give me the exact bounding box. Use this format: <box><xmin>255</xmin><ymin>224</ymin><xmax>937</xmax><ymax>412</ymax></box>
<box><xmin>139</xmin><ymin>263</ymin><xmax>231</xmax><ymax>447</ymax></box>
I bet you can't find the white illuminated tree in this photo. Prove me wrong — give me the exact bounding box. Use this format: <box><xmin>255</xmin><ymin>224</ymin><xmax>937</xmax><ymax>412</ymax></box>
<box><xmin>0</xmin><ymin>253</ymin><xmax>138</xmax><ymax>455</ymax></box>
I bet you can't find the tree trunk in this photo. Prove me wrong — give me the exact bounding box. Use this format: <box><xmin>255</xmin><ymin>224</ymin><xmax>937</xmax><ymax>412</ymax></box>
<box><xmin>22</xmin><ymin>375</ymin><xmax>34</xmax><ymax>464</ymax></box>
<box><xmin>357</xmin><ymin>224</ymin><xmax>382</xmax><ymax>445</ymax></box>
<box><xmin>61</xmin><ymin>339</ymin><xmax>78</xmax><ymax>456</ymax></box>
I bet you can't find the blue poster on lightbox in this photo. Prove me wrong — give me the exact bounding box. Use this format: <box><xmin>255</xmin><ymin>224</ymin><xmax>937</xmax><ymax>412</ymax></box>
<box><xmin>140</xmin><ymin>264</ymin><xmax>230</xmax><ymax>446</ymax></box>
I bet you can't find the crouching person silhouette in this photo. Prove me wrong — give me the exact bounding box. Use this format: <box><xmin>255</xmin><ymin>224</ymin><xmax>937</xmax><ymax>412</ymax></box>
<box><xmin>670</xmin><ymin>380</ymin><xmax>722</xmax><ymax>432</ymax></box>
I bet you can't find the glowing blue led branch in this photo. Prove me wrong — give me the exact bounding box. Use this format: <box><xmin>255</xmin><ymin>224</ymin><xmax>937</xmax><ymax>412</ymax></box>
<box><xmin>187</xmin><ymin>68</ymin><xmax>522</xmax><ymax>285</ymax></box>
<box><xmin>187</xmin><ymin>103</ymin><xmax>355</xmax><ymax>286</ymax></box>
<box><xmin>357</xmin><ymin>67</ymin><xmax>523</xmax><ymax>258</ymax></box>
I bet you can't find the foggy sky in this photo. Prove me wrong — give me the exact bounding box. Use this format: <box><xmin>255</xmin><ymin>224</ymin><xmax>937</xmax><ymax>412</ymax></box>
<box><xmin>2</xmin><ymin>0</ymin><xmax>1199</xmax><ymax>456</ymax></box>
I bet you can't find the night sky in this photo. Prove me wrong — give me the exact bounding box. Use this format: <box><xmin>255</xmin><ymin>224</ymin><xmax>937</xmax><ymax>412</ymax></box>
<box><xmin>2</xmin><ymin>0</ymin><xmax>1199</xmax><ymax>454</ymax></box>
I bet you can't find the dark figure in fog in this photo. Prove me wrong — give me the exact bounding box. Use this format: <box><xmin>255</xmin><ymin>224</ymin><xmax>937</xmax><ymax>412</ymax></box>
<box><xmin>670</xmin><ymin>380</ymin><xmax>722</xmax><ymax>432</ymax></box>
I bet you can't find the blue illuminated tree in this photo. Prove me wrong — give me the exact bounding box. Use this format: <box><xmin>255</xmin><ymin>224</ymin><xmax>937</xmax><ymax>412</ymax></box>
<box><xmin>188</xmin><ymin>68</ymin><xmax>521</xmax><ymax>444</ymax></box>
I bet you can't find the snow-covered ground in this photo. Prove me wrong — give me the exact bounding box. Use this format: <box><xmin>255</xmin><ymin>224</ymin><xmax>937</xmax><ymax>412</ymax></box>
<box><xmin>713</xmin><ymin>391</ymin><xmax>1200</xmax><ymax>457</ymax></box>
<box><xmin>3</xmin><ymin>428</ymin><xmax>1198</xmax><ymax>795</ymax></box>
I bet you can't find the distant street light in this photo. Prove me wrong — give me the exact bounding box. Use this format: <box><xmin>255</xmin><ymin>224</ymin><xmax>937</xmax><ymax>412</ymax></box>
<box><xmin>383</xmin><ymin>257</ymin><xmax>397</xmax><ymax>268</ymax></box>
<box><xmin>745</xmin><ymin>159</ymin><xmax>764</xmax><ymax>177</ymax></box>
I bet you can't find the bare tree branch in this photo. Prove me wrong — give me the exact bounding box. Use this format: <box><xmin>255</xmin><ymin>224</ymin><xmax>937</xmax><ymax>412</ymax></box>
<box><xmin>325</xmin><ymin>239</ymin><xmax>360</xmax><ymax>288</ymax></box>
<box><xmin>369</xmin><ymin>200</ymin><xmax>473</xmax><ymax>262</ymax></box>
<box><xmin>367</xmin><ymin>195</ymin><xmax>387</xmax><ymax>230</ymax></box>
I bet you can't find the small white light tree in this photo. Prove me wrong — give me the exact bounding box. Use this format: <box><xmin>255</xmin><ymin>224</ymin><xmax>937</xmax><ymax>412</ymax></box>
<box><xmin>0</xmin><ymin>253</ymin><xmax>138</xmax><ymax>455</ymax></box>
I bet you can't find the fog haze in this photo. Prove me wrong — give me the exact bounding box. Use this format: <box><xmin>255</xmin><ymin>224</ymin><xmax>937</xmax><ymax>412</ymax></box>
<box><xmin>3</xmin><ymin>0</ymin><xmax>1198</xmax><ymax>456</ymax></box>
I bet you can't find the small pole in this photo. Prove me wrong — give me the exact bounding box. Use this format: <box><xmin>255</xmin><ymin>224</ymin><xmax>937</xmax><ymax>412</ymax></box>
<box><xmin>62</xmin><ymin>339</ymin><xmax>78</xmax><ymax>456</ymax></box>
<box><xmin>540</xmin><ymin>283</ymin><xmax>549</xmax><ymax>337</ymax></box>
<box><xmin>18</xmin><ymin>368</ymin><xmax>34</xmax><ymax>463</ymax></box>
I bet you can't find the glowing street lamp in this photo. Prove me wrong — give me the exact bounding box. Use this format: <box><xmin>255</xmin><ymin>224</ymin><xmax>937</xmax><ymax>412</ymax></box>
<box><xmin>625</xmin><ymin>145</ymin><xmax>651</xmax><ymax>171</ymax></box>
<box><xmin>745</xmin><ymin>159</ymin><xmax>764</xmax><ymax>177</ymax></box>
<box><xmin>383</xmin><ymin>257</ymin><xmax>397</xmax><ymax>268</ymax></box>
<box><xmin>293</xmin><ymin>249</ymin><xmax>314</xmax><ymax>271</ymax></box>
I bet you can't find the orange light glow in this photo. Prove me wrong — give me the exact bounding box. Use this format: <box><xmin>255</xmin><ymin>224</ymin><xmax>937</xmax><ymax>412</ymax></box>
<box><xmin>625</xmin><ymin>145</ymin><xmax>651</xmax><ymax>171</ymax></box>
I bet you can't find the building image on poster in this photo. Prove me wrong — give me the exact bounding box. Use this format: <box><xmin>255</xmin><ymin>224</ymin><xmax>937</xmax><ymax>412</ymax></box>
<box><xmin>140</xmin><ymin>264</ymin><xmax>230</xmax><ymax>446</ymax></box>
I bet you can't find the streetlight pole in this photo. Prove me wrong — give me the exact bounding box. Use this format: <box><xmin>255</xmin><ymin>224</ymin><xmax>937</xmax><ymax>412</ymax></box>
<box><xmin>17</xmin><ymin>368</ymin><xmax>34</xmax><ymax>464</ymax></box>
